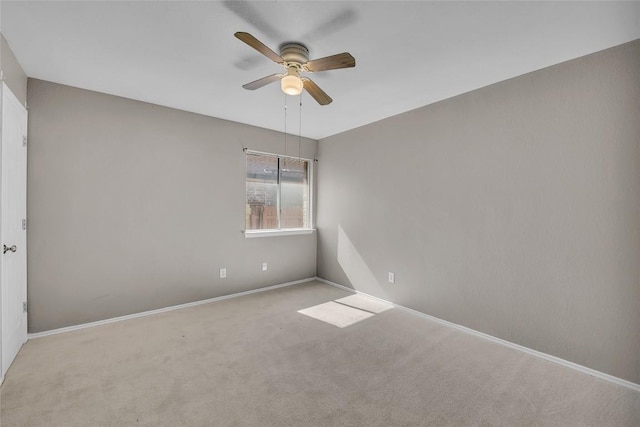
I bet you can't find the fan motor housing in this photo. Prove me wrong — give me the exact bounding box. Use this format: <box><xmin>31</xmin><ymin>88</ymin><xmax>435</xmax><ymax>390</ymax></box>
<box><xmin>279</xmin><ymin>43</ymin><xmax>309</xmax><ymax>65</ymax></box>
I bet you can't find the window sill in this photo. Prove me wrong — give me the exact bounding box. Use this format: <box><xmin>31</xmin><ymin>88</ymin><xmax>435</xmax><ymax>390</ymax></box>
<box><xmin>243</xmin><ymin>229</ymin><xmax>315</xmax><ymax>238</ymax></box>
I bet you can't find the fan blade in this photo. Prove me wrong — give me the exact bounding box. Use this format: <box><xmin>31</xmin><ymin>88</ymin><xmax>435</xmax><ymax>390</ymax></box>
<box><xmin>302</xmin><ymin>79</ymin><xmax>332</xmax><ymax>105</ymax></box>
<box><xmin>305</xmin><ymin>52</ymin><xmax>355</xmax><ymax>72</ymax></box>
<box><xmin>234</xmin><ymin>32</ymin><xmax>284</xmax><ymax>64</ymax></box>
<box><xmin>242</xmin><ymin>74</ymin><xmax>284</xmax><ymax>90</ymax></box>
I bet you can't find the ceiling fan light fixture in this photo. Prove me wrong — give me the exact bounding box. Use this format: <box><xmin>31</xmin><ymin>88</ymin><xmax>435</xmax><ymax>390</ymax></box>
<box><xmin>235</xmin><ymin>32</ymin><xmax>353</xmax><ymax>105</ymax></box>
<box><xmin>281</xmin><ymin>68</ymin><xmax>303</xmax><ymax>96</ymax></box>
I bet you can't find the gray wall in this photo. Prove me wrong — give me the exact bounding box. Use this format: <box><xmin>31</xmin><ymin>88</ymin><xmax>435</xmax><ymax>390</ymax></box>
<box><xmin>27</xmin><ymin>79</ymin><xmax>317</xmax><ymax>332</ymax></box>
<box><xmin>317</xmin><ymin>40</ymin><xmax>640</xmax><ymax>384</ymax></box>
<box><xmin>0</xmin><ymin>33</ymin><xmax>27</xmax><ymax>105</ymax></box>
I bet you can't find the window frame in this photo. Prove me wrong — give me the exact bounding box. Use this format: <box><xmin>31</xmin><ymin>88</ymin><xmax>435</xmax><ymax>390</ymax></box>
<box><xmin>244</xmin><ymin>149</ymin><xmax>314</xmax><ymax>238</ymax></box>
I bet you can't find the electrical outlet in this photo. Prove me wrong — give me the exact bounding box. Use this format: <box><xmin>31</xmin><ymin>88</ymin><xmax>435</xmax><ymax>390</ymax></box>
<box><xmin>220</xmin><ymin>268</ymin><xmax>227</xmax><ymax>279</ymax></box>
<box><xmin>262</xmin><ymin>262</ymin><xmax>268</xmax><ymax>272</ymax></box>
<box><xmin>388</xmin><ymin>272</ymin><xmax>395</xmax><ymax>283</ymax></box>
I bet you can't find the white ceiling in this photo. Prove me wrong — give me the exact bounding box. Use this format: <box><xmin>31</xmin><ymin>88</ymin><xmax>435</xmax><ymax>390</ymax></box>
<box><xmin>2</xmin><ymin>1</ymin><xmax>639</xmax><ymax>140</ymax></box>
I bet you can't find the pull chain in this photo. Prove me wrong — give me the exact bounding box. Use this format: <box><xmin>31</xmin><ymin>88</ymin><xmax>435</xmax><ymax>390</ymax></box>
<box><xmin>298</xmin><ymin>94</ymin><xmax>302</xmax><ymax>159</ymax></box>
<box><xmin>284</xmin><ymin>94</ymin><xmax>288</xmax><ymax>155</ymax></box>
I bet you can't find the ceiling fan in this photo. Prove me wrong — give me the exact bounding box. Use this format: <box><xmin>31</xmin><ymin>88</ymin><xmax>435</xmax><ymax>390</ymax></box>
<box><xmin>234</xmin><ymin>32</ymin><xmax>356</xmax><ymax>105</ymax></box>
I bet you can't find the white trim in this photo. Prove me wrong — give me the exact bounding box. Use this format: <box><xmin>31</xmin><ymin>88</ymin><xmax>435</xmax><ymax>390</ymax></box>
<box><xmin>244</xmin><ymin>228</ymin><xmax>314</xmax><ymax>238</ymax></box>
<box><xmin>28</xmin><ymin>277</ymin><xmax>316</xmax><ymax>339</ymax></box>
<box><xmin>308</xmin><ymin>158</ymin><xmax>315</xmax><ymax>229</ymax></box>
<box><xmin>26</xmin><ymin>275</ymin><xmax>640</xmax><ymax>393</ymax></box>
<box><xmin>244</xmin><ymin>149</ymin><xmax>312</xmax><ymax>162</ymax></box>
<box><xmin>315</xmin><ymin>277</ymin><xmax>640</xmax><ymax>393</ymax></box>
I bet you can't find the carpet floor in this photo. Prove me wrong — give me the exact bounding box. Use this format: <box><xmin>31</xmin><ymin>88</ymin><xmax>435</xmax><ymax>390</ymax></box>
<box><xmin>1</xmin><ymin>280</ymin><xmax>639</xmax><ymax>426</ymax></box>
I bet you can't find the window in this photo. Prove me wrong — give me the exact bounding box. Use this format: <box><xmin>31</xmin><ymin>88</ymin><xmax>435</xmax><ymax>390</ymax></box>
<box><xmin>245</xmin><ymin>151</ymin><xmax>311</xmax><ymax>233</ymax></box>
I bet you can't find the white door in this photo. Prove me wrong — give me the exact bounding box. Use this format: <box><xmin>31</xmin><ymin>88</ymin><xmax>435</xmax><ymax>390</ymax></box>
<box><xmin>1</xmin><ymin>82</ymin><xmax>28</xmax><ymax>382</ymax></box>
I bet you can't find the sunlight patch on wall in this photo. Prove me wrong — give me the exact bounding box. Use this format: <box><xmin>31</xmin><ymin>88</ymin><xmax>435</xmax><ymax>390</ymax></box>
<box><xmin>337</xmin><ymin>225</ymin><xmax>389</xmax><ymax>300</ymax></box>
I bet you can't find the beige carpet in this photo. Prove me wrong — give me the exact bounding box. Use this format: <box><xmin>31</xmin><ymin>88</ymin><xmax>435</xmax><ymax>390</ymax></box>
<box><xmin>1</xmin><ymin>281</ymin><xmax>639</xmax><ymax>426</ymax></box>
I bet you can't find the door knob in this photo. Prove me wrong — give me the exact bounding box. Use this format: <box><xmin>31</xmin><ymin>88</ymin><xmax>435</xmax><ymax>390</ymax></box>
<box><xmin>3</xmin><ymin>244</ymin><xmax>17</xmax><ymax>254</ymax></box>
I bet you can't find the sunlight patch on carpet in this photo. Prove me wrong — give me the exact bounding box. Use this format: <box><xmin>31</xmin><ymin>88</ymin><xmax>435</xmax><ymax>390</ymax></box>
<box><xmin>334</xmin><ymin>294</ymin><xmax>393</xmax><ymax>314</ymax></box>
<box><xmin>298</xmin><ymin>302</ymin><xmax>374</xmax><ymax>328</ymax></box>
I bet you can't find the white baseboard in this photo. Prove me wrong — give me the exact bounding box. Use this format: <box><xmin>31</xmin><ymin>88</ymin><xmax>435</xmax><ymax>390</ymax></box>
<box><xmin>315</xmin><ymin>277</ymin><xmax>640</xmax><ymax>393</ymax></box>
<box><xmin>28</xmin><ymin>277</ymin><xmax>316</xmax><ymax>339</ymax></box>
<box><xmin>28</xmin><ymin>275</ymin><xmax>640</xmax><ymax>393</ymax></box>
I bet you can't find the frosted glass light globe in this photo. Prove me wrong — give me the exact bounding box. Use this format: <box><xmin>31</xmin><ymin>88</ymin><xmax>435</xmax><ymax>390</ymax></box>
<box><xmin>281</xmin><ymin>74</ymin><xmax>303</xmax><ymax>96</ymax></box>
